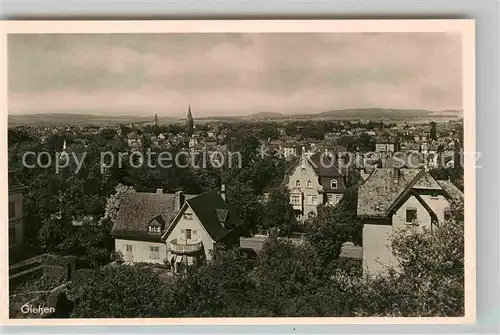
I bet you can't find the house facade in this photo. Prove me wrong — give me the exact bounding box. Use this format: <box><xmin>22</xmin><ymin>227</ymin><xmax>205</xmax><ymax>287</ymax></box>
<box><xmin>111</xmin><ymin>190</ymin><xmax>190</xmax><ymax>265</ymax></box>
<box><xmin>161</xmin><ymin>188</ymin><xmax>241</xmax><ymax>272</ymax></box>
<box><xmin>111</xmin><ymin>186</ymin><xmax>241</xmax><ymax>271</ymax></box>
<box><xmin>357</xmin><ymin>168</ymin><xmax>463</xmax><ymax>275</ymax></box>
<box><xmin>375</xmin><ymin>138</ymin><xmax>399</xmax><ymax>153</ymax></box>
<box><xmin>284</xmin><ymin>152</ymin><xmax>347</xmax><ymax>221</ymax></box>
<box><xmin>8</xmin><ymin>172</ymin><xmax>27</xmax><ymax>247</ymax></box>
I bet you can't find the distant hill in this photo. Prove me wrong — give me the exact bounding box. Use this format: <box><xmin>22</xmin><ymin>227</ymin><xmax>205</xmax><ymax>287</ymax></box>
<box><xmin>8</xmin><ymin>108</ymin><xmax>462</xmax><ymax>126</ymax></box>
<box><xmin>244</xmin><ymin>112</ymin><xmax>285</xmax><ymax>119</ymax></box>
<box><xmin>318</xmin><ymin>108</ymin><xmax>435</xmax><ymax>119</ymax></box>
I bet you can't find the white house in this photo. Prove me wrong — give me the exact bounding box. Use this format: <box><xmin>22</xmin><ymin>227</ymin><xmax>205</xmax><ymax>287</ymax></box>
<box><xmin>161</xmin><ymin>187</ymin><xmax>241</xmax><ymax>272</ymax></box>
<box><xmin>111</xmin><ymin>187</ymin><xmax>241</xmax><ymax>271</ymax></box>
<box><xmin>111</xmin><ymin>190</ymin><xmax>194</xmax><ymax>265</ymax></box>
<box><xmin>357</xmin><ymin>168</ymin><xmax>463</xmax><ymax>275</ymax></box>
<box><xmin>284</xmin><ymin>152</ymin><xmax>347</xmax><ymax>221</ymax></box>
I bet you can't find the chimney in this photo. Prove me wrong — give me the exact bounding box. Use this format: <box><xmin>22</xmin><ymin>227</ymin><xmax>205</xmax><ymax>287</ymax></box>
<box><xmin>221</xmin><ymin>184</ymin><xmax>226</xmax><ymax>202</ymax></box>
<box><xmin>392</xmin><ymin>167</ymin><xmax>400</xmax><ymax>184</ymax></box>
<box><xmin>174</xmin><ymin>191</ymin><xmax>185</xmax><ymax>211</ymax></box>
<box><xmin>156</xmin><ymin>188</ymin><xmax>163</xmax><ymax>194</ymax></box>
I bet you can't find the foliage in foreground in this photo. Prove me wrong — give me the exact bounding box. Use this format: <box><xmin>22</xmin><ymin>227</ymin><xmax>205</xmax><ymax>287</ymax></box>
<box><xmin>70</xmin><ymin>200</ymin><xmax>464</xmax><ymax>318</ymax></box>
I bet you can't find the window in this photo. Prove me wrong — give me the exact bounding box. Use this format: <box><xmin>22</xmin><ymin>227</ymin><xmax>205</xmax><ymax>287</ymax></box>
<box><xmin>126</xmin><ymin>244</ymin><xmax>133</xmax><ymax>252</ymax></box>
<box><xmin>291</xmin><ymin>195</ymin><xmax>301</xmax><ymax>205</ymax></box>
<box><xmin>185</xmin><ymin>229</ymin><xmax>192</xmax><ymax>240</ymax></box>
<box><xmin>306</xmin><ymin>195</ymin><xmax>313</xmax><ymax>205</ymax></box>
<box><xmin>430</xmin><ymin>192</ymin><xmax>439</xmax><ymax>199</ymax></box>
<box><xmin>183</xmin><ymin>213</ymin><xmax>193</xmax><ymax>220</ymax></box>
<box><xmin>149</xmin><ymin>246</ymin><xmax>160</xmax><ymax>260</ymax></box>
<box><xmin>312</xmin><ymin>195</ymin><xmax>318</xmax><ymax>206</ymax></box>
<box><xmin>306</xmin><ymin>180</ymin><xmax>312</xmax><ymax>188</ymax></box>
<box><xmin>295</xmin><ymin>180</ymin><xmax>301</xmax><ymax>187</ymax></box>
<box><xmin>335</xmin><ymin>194</ymin><xmax>343</xmax><ymax>204</ymax></box>
<box><xmin>148</xmin><ymin>226</ymin><xmax>161</xmax><ymax>233</ymax></box>
<box><xmin>406</xmin><ymin>209</ymin><xmax>418</xmax><ymax>223</ymax></box>
<box><xmin>9</xmin><ymin>201</ymin><xmax>15</xmax><ymax>219</ymax></box>
<box><xmin>330</xmin><ymin>180</ymin><xmax>338</xmax><ymax>189</ymax></box>
<box><xmin>327</xmin><ymin>194</ymin><xmax>334</xmax><ymax>206</ymax></box>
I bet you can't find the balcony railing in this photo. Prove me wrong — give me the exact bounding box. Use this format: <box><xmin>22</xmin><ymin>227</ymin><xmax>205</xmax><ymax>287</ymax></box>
<box><xmin>169</xmin><ymin>239</ymin><xmax>203</xmax><ymax>254</ymax></box>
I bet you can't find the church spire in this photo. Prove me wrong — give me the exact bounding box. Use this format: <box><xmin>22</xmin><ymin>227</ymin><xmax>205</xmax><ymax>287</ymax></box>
<box><xmin>186</xmin><ymin>104</ymin><xmax>194</xmax><ymax>136</ymax></box>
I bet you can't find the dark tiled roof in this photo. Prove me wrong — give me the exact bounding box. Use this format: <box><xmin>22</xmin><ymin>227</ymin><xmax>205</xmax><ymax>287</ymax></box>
<box><xmin>357</xmin><ymin>169</ymin><xmax>461</xmax><ymax>218</ymax></box>
<box><xmin>308</xmin><ymin>152</ymin><xmax>346</xmax><ymax>177</ymax></box>
<box><xmin>185</xmin><ymin>190</ymin><xmax>241</xmax><ymax>242</ymax></box>
<box><xmin>413</xmin><ymin>172</ymin><xmax>442</xmax><ymax>190</ymax></box>
<box><xmin>357</xmin><ymin>168</ymin><xmax>423</xmax><ymax>217</ymax></box>
<box><xmin>111</xmin><ymin>192</ymin><xmax>196</xmax><ymax>240</ymax></box>
<box><xmin>319</xmin><ymin>176</ymin><xmax>346</xmax><ymax>193</ymax></box>
<box><xmin>437</xmin><ymin>180</ymin><xmax>464</xmax><ymax>200</ymax></box>
<box><xmin>283</xmin><ymin>153</ymin><xmax>349</xmax><ymax>188</ymax></box>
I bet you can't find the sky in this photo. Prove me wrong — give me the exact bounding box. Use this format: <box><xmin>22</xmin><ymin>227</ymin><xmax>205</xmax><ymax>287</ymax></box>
<box><xmin>8</xmin><ymin>33</ymin><xmax>462</xmax><ymax>117</ymax></box>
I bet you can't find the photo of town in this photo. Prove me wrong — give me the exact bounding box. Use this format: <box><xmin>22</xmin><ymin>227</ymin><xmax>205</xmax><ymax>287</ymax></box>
<box><xmin>7</xmin><ymin>31</ymin><xmax>466</xmax><ymax>319</ymax></box>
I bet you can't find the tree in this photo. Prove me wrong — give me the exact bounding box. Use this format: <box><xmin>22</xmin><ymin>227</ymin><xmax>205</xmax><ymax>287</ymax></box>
<box><xmin>304</xmin><ymin>186</ymin><xmax>362</xmax><ymax>273</ymax></box>
<box><xmin>178</xmin><ymin>247</ymin><xmax>257</xmax><ymax>317</ymax></box>
<box><xmin>70</xmin><ymin>265</ymin><xmax>174</xmax><ymax>317</ymax></box>
<box><xmin>388</xmin><ymin>199</ymin><xmax>464</xmax><ymax>316</ymax></box>
<box><xmin>261</xmin><ymin>187</ymin><xmax>296</xmax><ymax>236</ymax></box>
<box><xmin>99</xmin><ymin>183</ymin><xmax>135</xmax><ymax>225</ymax></box>
<box><xmin>253</xmin><ymin>238</ymin><xmax>323</xmax><ymax>316</ymax></box>
<box><xmin>353</xmin><ymin>199</ymin><xmax>465</xmax><ymax>317</ymax></box>
<box><xmin>430</xmin><ymin>121</ymin><xmax>437</xmax><ymax>141</ymax></box>
<box><xmin>226</xmin><ymin>180</ymin><xmax>262</xmax><ymax>236</ymax></box>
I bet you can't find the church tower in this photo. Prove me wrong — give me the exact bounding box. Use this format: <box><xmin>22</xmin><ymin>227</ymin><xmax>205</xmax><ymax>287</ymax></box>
<box><xmin>186</xmin><ymin>104</ymin><xmax>194</xmax><ymax>137</ymax></box>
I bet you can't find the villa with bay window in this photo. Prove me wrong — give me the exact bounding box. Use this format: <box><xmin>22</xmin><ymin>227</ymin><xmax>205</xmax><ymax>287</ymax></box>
<box><xmin>111</xmin><ymin>186</ymin><xmax>241</xmax><ymax>272</ymax></box>
<box><xmin>284</xmin><ymin>152</ymin><xmax>347</xmax><ymax>221</ymax></box>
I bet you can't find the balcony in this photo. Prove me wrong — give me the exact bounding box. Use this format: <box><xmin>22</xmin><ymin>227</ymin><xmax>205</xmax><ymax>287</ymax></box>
<box><xmin>169</xmin><ymin>239</ymin><xmax>203</xmax><ymax>255</ymax></box>
<box><xmin>292</xmin><ymin>203</ymin><xmax>303</xmax><ymax>211</ymax></box>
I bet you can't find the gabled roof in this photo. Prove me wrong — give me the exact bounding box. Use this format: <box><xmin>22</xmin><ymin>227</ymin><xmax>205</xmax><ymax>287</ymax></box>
<box><xmin>162</xmin><ymin>190</ymin><xmax>241</xmax><ymax>242</ymax></box>
<box><xmin>357</xmin><ymin>168</ymin><xmax>463</xmax><ymax>218</ymax></box>
<box><xmin>437</xmin><ymin>180</ymin><xmax>464</xmax><ymax>200</ymax></box>
<box><xmin>186</xmin><ymin>190</ymin><xmax>241</xmax><ymax>241</ymax></box>
<box><xmin>285</xmin><ymin>153</ymin><xmax>346</xmax><ymax>178</ymax></box>
<box><xmin>309</xmin><ymin>152</ymin><xmax>345</xmax><ymax>177</ymax></box>
<box><xmin>111</xmin><ymin>191</ymin><xmax>196</xmax><ymax>240</ymax></box>
<box><xmin>357</xmin><ymin>168</ymin><xmax>423</xmax><ymax>218</ymax></box>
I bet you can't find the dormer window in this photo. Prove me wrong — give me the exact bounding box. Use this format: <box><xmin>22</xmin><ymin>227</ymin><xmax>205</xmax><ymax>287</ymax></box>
<box><xmin>330</xmin><ymin>179</ymin><xmax>338</xmax><ymax>189</ymax></box>
<box><xmin>148</xmin><ymin>226</ymin><xmax>161</xmax><ymax>233</ymax></box>
<box><xmin>148</xmin><ymin>216</ymin><xmax>163</xmax><ymax>234</ymax></box>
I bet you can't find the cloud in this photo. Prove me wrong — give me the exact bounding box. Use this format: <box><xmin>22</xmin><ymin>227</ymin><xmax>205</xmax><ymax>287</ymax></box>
<box><xmin>8</xmin><ymin>33</ymin><xmax>462</xmax><ymax>116</ymax></box>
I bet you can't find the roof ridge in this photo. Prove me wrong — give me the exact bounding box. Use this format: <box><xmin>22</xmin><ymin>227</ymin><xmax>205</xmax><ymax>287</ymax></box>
<box><xmin>385</xmin><ymin>169</ymin><xmax>426</xmax><ymax>215</ymax></box>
